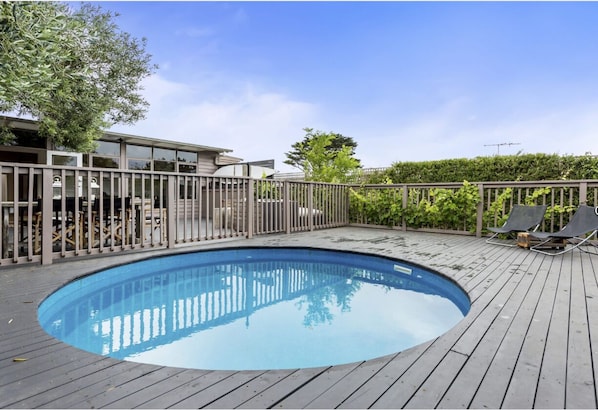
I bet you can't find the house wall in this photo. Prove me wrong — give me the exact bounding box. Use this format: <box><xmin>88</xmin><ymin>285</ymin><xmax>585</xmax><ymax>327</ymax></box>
<box><xmin>197</xmin><ymin>151</ymin><xmax>219</xmax><ymax>175</ymax></box>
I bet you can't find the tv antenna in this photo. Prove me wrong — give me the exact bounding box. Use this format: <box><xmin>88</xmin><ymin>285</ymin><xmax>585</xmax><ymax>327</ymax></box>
<box><xmin>484</xmin><ymin>142</ymin><xmax>521</xmax><ymax>155</ymax></box>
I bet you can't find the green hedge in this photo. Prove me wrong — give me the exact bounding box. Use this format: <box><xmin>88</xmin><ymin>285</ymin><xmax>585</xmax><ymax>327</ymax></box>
<box><xmin>364</xmin><ymin>153</ymin><xmax>598</xmax><ymax>184</ymax></box>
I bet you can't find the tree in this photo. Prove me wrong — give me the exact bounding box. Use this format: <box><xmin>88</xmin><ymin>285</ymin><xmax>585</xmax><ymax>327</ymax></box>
<box><xmin>0</xmin><ymin>2</ymin><xmax>157</xmax><ymax>152</ymax></box>
<box><xmin>284</xmin><ymin>127</ymin><xmax>360</xmax><ymax>171</ymax></box>
<box><xmin>284</xmin><ymin>128</ymin><xmax>361</xmax><ymax>183</ymax></box>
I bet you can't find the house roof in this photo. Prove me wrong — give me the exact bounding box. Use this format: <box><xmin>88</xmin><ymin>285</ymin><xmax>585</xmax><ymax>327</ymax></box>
<box><xmin>101</xmin><ymin>130</ymin><xmax>232</xmax><ymax>154</ymax></box>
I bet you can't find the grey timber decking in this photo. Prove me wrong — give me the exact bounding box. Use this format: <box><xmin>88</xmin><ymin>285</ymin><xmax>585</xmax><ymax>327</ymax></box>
<box><xmin>1</xmin><ymin>226</ymin><xmax>597</xmax><ymax>408</ymax></box>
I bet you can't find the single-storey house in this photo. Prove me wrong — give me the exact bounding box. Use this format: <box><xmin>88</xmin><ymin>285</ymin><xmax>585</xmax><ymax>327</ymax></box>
<box><xmin>0</xmin><ymin>115</ymin><xmax>244</xmax><ymax>201</ymax></box>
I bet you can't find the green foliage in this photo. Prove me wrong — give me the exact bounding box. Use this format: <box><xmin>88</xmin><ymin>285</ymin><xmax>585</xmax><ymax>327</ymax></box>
<box><xmin>404</xmin><ymin>182</ymin><xmax>480</xmax><ymax>231</ymax></box>
<box><xmin>373</xmin><ymin>153</ymin><xmax>598</xmax><ymax>183</ymax></box>
<box><xmin>524</xmin><ymin>187</ymin><xmax>551</xmax><ymax>205</ymax></box>
<box><xmin>254</xmin><ymin>179</ymin><xmax>280</xmax><ymax>199</ymax></box>
<box><xmin>350</xmin><ymin>181</ymin><xmax>480</xmax><ymax>232</ymax></box>
<box><xmin>481</xmin><ymin>187</ymin><xmax>577</xmax><ymax>235</ymax></box>
<box><xmin>482</xmin><ymin>188</ymin><xmax>513</xmax><ymax>229</ymax></box>
<box><xmin>284</xmin><ymin>127</ymin><xmax>360</xmax><ymax>172</ymax></box>
<box><xmin>349</xmin><ymin>180</ymin><xmax>403</xmax><ymax>227</ymax></box>
<box><xmin>0</xmin><ymin>2</ymin><xmax>157</xmax><ymax>151</ymax></box>
<box><xmin>352</xmin><ymin>152</ymin><xmax>597</xmax><ymax>232</ymax></box>
<box><xmin>286</xmin><ymin>128</ymin><xmax>361</xmax><ymax>183</ymax></box>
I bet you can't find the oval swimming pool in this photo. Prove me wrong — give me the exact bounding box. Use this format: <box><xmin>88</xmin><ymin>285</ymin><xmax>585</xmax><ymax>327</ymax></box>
<box><xmin>38</xmin><ymin>247</ymin><xmax>470</xmax><ymax>371</ymax></box>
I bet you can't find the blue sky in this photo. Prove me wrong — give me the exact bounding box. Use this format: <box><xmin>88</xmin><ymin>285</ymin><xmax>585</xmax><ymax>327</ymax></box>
<box><xmin>102</xmin><ymin>1</ymin><xmax>598</xmax><ymax>173</ymax></box>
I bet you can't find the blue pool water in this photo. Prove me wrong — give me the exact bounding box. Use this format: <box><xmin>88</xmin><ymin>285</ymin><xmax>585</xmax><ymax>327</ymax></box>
<box><xmin>38</xmin><ymin>247</ymin><xmax>470</xmax><ymax>371</ymax></box>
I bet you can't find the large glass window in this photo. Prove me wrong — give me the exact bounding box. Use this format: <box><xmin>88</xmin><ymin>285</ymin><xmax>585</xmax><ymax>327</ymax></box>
<box><xmin>177</xmin><ymin>150</ymin><xmax>197</xmax><ymax>163</ymax></box>
<box><xmin>91</xmin><ymin>141</ymin><xmax>120</xmax><ymax>169</ymax></box>
<box><xmin>95</xmin><ymin>141</ymin><xmax>120</xmax><ymax>156</ymax></box>
<box><xmin>128</xmin><ymin>159</ymin><xmax>151</xmax><ymax>170</ymax></box>
<box><xmin>153</xmin><ymin>148</ymin><xmax>176</xmax><ymax>172</ymax></box>
<box><xmin>88</xmin><ymin>141</ymin><xmax>204</xmax><ymax>174</ymax></box>
<box><xmin>177</xmin><ymin>150</ymin><xmax>197</xmax><ymax>174</ymax></box>
<box><xmin>154</xmin><ymin>148</ymin><xmax>176</xmax><ymax>161</ymax></box>
<box><xmin>4</xmin><ymin>129</ymin><xmax>46</xmax><ymax>148</ymax></box>
<box><xmin>178</xmin><ymin>164</ymin><xmax>197</xmax><ymax>173</ymax></box>
<box><xmin>127</xmin><ymin>145</ymin><xmax>152</xmax><ymax>159</ymax></box>
<box><xmin>127</xmin><ymin>144</ymin><xmax>152</xmax><ymax>170</ymax></box>
<box><xmin>92</xmin><ymin>157</ymin><xmax>120</xmax><ymax>168</ymax></box>
<box><xmin>154</xmin><ymin>160</ymin><xmax>175</xmax><ymax>172</ymax></box>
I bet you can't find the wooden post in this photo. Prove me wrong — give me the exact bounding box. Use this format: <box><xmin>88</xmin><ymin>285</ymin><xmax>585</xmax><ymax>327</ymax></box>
<box><xmin>476</xmin><ymin>183</ymin><xmax>484</xmax><ymax>238</ymax></box>
<box><xmin>167</xmin><ymin>175</ymin><xmax>176</xmax><ymax>248</ymax></box>
<box><xmin>41</xmin><ymin>168</ymin><xmax>53</xmax><ymax>265</ymax></box>
<box><xmin>247</xmin><ymin>179</ymin><xmax>254</xmax><ymax>239</ymax></box>
<box><xmin>284</xmin><ymin>181</ymin><xmax>291</xmax><ymax>234</ymax></box>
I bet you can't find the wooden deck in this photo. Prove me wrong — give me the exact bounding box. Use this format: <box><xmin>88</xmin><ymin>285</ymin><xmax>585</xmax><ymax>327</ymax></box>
<box><xmin>1</xmin><ymin>226</ymin><xmax>597</xmax><ymax>408</ymax></box>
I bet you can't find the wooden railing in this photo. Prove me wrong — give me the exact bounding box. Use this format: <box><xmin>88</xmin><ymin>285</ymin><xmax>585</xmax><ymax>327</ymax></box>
<box><xmin>1</xmin><ymin>161</ymin><xmax>595</xmax><ymax>267</ymax></box>
<box><xmin>0</xmin><ymin>164</ymin><xmax>349</xmax><ymax>266</ymax></box>
<box><xmin>349</xmin><ymin>180</ymin><xmax>598</xmax><ymax>236</ymax></box>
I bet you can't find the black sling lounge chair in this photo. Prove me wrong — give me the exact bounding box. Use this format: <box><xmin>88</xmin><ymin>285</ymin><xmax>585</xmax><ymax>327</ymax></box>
<box><xmin>528</xmin><ymin>205</ymin><xmax>598</xmax><ymax>256</ymax></box>
<box><xmin>486</xmin><ymin>204</ymin><xmax>548</xmax><ymax>247</ymax></box>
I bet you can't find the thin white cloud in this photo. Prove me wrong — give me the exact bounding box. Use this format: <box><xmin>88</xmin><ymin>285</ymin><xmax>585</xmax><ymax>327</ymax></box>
<box><xmin>111</xmin><ymin>75</ymin><xmax>318</xmax><ymax>172</ymax></box>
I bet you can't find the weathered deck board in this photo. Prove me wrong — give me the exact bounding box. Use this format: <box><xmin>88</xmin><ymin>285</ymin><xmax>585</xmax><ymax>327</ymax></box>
<box><xmin>206</xmin><ymin>369</ymin><xmax>299</xmax><ymax>409</ymax></box>
<box><xmin>459</xmin><ymin>252</ymin><xmax>545</xmax><ymax>408</ymax></box>
<box><xmin>293</xmin><ymin>357</ymin><xmax>392</xmax><ymax>409</ymax></box>
<box><xmin>170</xmin><ymin>371</ymin><xmax>267</xmax><ymax>408</ymax></box>
<box><xmin>11</xmin><ymin>358</ymin><xmax>123</xmax><ymax>409</ymax></box>
<box><xmin>40</xmin><ymin>363</ymin><xmax>160</xmax><ymax>409</ymax></box>
<box><xmin>104</xmin><ymin>368</ymin><xmax>211</xmax><ymax>409</ymax></box>
<box><xmin>275</xmin><ymin>362</ymin><xmax>363</xmax><ymax>408</ymax></box>
<box><xmin>236</xmin><ymin>367</ymin><xmax>328</xmax><ymax>409</ymax></box>
<box><xmin>532</xmin><ymin>255</ymin><xmax>570</xmax><ymax>409</ymax></box>
<box><xmin>338</xmin><ymin>342</ymin><xmax>434</xmax><ymax>409</ymax></box>
<box><xmin>403</xmin><ymin>350</ymin><xmax>469</xmax><ymax>408</ymax></box>
<box><xmin>500</xmin><ymin>256</ymin><xmax>559</xmax><ymax>408</ymax></box>
<box><xmin>445</xmin><ymin>252</ymin><xmax>549</xmax><ymax>408</ymax></box>
<box><xmin>1</xmin><ymin>227</ymin><xmax>597</xmax><ymax>408</ymax></box>
<box><xmin>565</xmin><ymin>254</ymin><xmax>596</xmax><ymax>409</ymax></box>
<box><xmin>130</xmin><ymin>370</ymin><xmax>231</xmax><ymax>409</ymax></box>
<box><xmin>80</xmin><ymin>366</ymin><xmax>190</xmax><ymax>409</ymax></box>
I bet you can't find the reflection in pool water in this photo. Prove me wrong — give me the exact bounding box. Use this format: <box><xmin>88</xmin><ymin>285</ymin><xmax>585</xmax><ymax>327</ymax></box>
<box><xmin>39</xmin><ymin>248</ymin><xmax>470</xmax><ymax>370</ymax></box>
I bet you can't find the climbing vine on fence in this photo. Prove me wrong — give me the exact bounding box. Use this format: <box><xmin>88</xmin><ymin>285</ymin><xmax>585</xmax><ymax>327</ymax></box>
<box><xmin>349</xmin><ymin>180</ymin><xmax>586</xmax><ymax>233</ymax></box>
<box><xmin>482</xmin><ymin>186</ymin><xmax>578</xmax><ymax>233</ymax></box>
<box><xmin>349</xmin><ymin>179</ymin><xmax>403</xmax><ymax>227</ymax></box>
<box><xmin>350</xmin><ymin>180</ymin><xmax>480</xmax><ymax>232</ymax></box>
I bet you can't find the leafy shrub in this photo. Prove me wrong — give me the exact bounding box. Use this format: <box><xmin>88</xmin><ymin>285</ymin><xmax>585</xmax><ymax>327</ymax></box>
<box><xmin>350</xmin><ymin>181</ymin><xmax>480</xmax><ymax>232</ymax></box>
<box><xmin>366</xmin><ymin>153</ymin><xmax>598</xmax><ymax>184</ymax></box>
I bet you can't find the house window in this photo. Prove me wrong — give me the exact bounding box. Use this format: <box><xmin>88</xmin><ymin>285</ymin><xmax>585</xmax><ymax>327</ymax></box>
<box><xmin>154</xmin><ymin>160</ymin><xmax>175</xmax><ymax>172</ymax></box>
<box><xmin>91</xmin><ymin>141</ymin><xmax>120</xmax><ymax>169</ymax></box>
<box><xmin>177</xmin><ymin>150</ymin><xmax>197</xmax><ymax>163</ymax></box>
<box><xmin>8</xmin><ymin>129</ymin><xmax>46</xmax><ymax>148</ymax></box>
<box><xmin>154</xmin><ymin>148</ymin><xmax>176</xmax><ymax>172</ymax></box>
<box><xmin>127</xmin><ymin>144</ymin><xmax>152</xmax><ymax>170</ymax></box>
<box><xmin>128</xmin><ymin>159</ymin><xmax>151</xmax><ymax>170</ymax></box>
<box><xmin>92</xmin><ymin>157</ymin><xmax>120</xmax><ymax>168</ymax></box>
<box><xmin>95</xmin><ymin>141</ymin><xmax>120</xmax><ymax>156</ymax></box>
<box><xmin>178</xmin><ymin>164</ymin><xmax>197</xmax><ymax>173</ymax></box>
<box><xmin>177</xmin><ymin>150</ymin><xmax>198</xmax><ymax>174</ymax></box>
